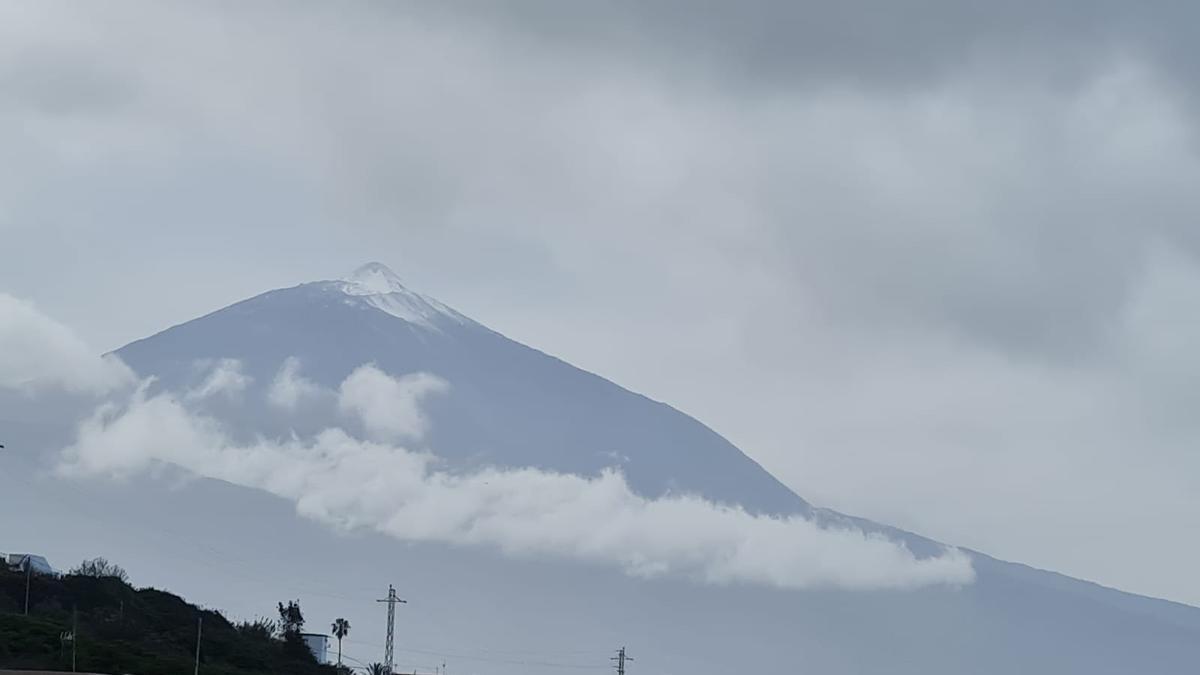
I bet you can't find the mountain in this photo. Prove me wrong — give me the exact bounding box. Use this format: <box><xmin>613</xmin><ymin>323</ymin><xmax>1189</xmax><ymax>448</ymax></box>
<box><xmin>4</xmin><ymin>262</ymin><xmax>1200</xmax><ymax>674</ymax></box>
<box><xmin>116</xmin><ymin>262</ymin><xmax>809</xmax><ymax>517</ymax></box>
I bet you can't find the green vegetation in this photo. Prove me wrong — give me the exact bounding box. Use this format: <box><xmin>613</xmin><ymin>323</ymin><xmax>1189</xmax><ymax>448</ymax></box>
<box><xmin>0</xmin><ymin>560</ymin><xmax>338</xmax><ymax>675</ymax></box>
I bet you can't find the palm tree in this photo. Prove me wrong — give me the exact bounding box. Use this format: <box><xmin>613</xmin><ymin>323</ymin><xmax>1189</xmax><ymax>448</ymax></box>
<box><xmin>331</xmin><ymin>617</ymin><xmax>351</xmax><ymax>668</ymax></box>
<box><xmin>366</xmin><ymin>663</ymin><xmax>389</xmax><ymax>675</ymax></box>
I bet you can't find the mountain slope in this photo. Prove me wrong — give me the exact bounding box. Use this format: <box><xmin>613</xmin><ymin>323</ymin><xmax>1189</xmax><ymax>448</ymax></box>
<box><xmin>116</xmin><ymin>263</ymin><xmax>809</xmax><ymax>516</ymax></box>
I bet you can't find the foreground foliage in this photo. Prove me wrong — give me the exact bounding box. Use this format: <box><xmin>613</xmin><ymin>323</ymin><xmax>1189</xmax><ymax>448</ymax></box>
<box><xmin>0</xmin><ymin>563</ymin><xmax>336</xmax><ymax>675</ymax></box>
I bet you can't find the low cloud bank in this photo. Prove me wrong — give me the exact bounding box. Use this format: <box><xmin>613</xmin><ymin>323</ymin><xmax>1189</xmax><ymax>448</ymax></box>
<box><xmin>0</xmin><ymin>296</ymin><xmax>973</xmax><ymax>592</ymax></box>
<box><xmin>58</xmin><ymin>362</ymin><xmax>975</xmax><ymax>592</ymax></box>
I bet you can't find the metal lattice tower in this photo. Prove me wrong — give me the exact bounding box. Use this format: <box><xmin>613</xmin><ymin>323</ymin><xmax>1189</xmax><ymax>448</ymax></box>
<box><xmin>376</xmin><ymin>584</ymin><xmax>407</xmax><ymax>673</ymax></box>
<box><xmin>612</xmin><ymin>646</ymin><xmax>633</xmax><ymax>675</ymax></box>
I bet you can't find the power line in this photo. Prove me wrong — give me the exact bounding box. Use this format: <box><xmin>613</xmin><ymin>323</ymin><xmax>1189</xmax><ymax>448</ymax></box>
<box><xmin>340</xmin><ymin>637</ymin><xmax>609</xmax><ymax>670</ymax></box>
<box><xmin>339</xmin><ymin>649</ymin><xmax>436</xmax><ymax>675</ymax></box>
<box><xmin>341</xmin><ymin>636</ymin><xmax>609</xmax><ymax>661</ymax></box>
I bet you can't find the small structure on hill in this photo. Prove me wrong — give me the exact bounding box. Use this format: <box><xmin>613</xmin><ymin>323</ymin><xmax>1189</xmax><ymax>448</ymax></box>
<box><xmin>301</xmin><ymin>632</ymin><xmax>330</xmax><ymax>664</ymax></box>
<box><xmin>2</xmin><ymin>552</ymin><xmax>54</xmax><ymax>575</ymax></box>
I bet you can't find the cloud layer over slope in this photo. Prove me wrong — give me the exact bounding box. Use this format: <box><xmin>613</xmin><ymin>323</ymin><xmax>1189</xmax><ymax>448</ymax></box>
<box><xmin>58</xmin><ymin>359</ymin><xmax>973</xmax><ymax>591</ymax></box>
<box><xmin>2</xmin><ymin>295</ymin><xmax>973</xmax><ymax>590</ymax></box>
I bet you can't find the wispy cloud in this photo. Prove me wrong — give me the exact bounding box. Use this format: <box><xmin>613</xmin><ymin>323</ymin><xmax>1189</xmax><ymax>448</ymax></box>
<box><xmin>186</xmin><ymin>358</ymin><xmax>252</xmax><ymax>401</ymax></box>
<box><xmin>266</xmin><ymin>356</ymin><xmax>323</xmax><ymax>411</ymax></box>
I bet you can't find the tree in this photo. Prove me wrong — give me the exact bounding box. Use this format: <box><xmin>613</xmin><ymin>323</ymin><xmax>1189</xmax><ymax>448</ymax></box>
<box><xmin>331</xmin><ymin>617</ymin><xmax>351</xmax><ymax>668</ymax></box>
<box><xmin>69</xmin><ymin>557</ymin><xmax>129</xmax><ymax>582</ymax></box>
<box><xmin>276</xmin><ymin>599</ymin><xmax>313</xmax><ymax>661</ymax></box>
<box><xmin>277</xmin><ymin>599</ymin><xmax>305</xmax><ymax>636</ymax></box>
<box><xmin>366</xmin><ymin>663</ymin><xmax>390</xmax><ymax>675</ymax></box>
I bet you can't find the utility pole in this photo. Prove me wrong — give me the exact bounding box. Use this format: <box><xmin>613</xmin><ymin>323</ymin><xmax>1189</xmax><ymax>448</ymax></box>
<box><xmin>376</xmin><ymin>584</ymin><xmax>407</xmax><ymax>674</ymax></box>
<box><xmin>611</xmin><ymin>646</ymin><xmax>633</xmax><ymax>675</ymax></box>
<box><xmin>194</xmin><ymin>615</ymin><xmax>203</xmax><ymax>675</ymax></box>
<box><xmin>71</xmin><ymin>607</ymin><xmax>77</xmax><ymax>672</ymax></box>
<box><xmin>23</xmin><ymin>555</ymin><xmax>31</xmax><ymax>615</ymax></box>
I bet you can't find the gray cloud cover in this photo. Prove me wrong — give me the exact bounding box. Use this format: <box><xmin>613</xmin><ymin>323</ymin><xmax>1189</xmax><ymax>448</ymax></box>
<box><xmin>3</xmin><ymin>0</ymin><xmax>1200</xmax><ymax>604</ymax></box>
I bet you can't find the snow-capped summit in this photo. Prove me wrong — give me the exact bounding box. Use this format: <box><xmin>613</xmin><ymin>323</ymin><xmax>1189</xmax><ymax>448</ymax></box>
<box><xmin>341</xmin><ymin>262</ymin><xmax>408</xmax><ymax>296</ymax></box>
<box><xmin>334</xmin><ymin>262</ymin><xmax>467</xmax><ymax>329</ymax></box>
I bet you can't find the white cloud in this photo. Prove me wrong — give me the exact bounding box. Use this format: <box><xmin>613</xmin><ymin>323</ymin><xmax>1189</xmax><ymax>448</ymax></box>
<box><xmin>0</xmin><ymin>292</ymin><xmax>134</xmax><ymax>394</ymax></box>
<box><xmin>58</xmin><ymin>384</ymin><xmax>974</xmax><ymax>592</ymax></box>
<box><xmin>267</xmin><ymin>357</ymin><xmax>322</xmax><ymax>410</ymax></box>
<box><xmin>337</xmin><ymin>364</ymin><xmax>448</xmax><ymax>442</ymax></box>
<box><xmin>186</xmin><ymin>358</ymin><xmax>252</xmax><ymax>401</ymax></box>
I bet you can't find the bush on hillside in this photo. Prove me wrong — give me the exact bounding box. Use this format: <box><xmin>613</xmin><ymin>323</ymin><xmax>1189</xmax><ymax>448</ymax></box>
<box><xmin>68</xmin><ymin>557</ymin><xmax>130</xmax><ymax>583</ymax></box>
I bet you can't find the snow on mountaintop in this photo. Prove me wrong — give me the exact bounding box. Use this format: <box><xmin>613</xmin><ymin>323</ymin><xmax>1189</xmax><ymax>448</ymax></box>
<box><xmin>334</xmin><ymin>262</ymin><xmax>469</xmax><ymax>329</ymax></box>
<box><xmin>342</xmin><ymin>262</ymin><xmax>408</xmax><ymax>295</ymax></box>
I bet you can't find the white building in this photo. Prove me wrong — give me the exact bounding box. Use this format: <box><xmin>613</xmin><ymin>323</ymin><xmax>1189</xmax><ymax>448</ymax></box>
<box><xmin>301</xmin><ymin>632</ymin><xmax>329</xmax><ymax>664</ymax></box>
<box><xmin>2</xmin><ymin>552</ymin><xmax>54</xmax><ymax>575</ymax></box>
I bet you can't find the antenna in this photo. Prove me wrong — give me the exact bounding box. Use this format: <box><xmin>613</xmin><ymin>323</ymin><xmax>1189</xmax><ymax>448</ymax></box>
<box><xmin>376</xmin><ymin>584</ymin><xmax>407</xmax><ymax>673</ymax></box>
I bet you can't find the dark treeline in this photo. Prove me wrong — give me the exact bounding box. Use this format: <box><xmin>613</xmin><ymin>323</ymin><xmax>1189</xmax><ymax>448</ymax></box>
<box><xmin>0</xmin><ymin>558</ymin><xmax>340</xmax><ymax>675</ymax></box>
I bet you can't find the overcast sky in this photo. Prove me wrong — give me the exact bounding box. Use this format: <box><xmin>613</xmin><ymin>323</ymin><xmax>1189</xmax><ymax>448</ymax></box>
<box><xmin>4</xmin><ymin>0</ymin><xmax>1200</xmax><ymax>606</ymax></box>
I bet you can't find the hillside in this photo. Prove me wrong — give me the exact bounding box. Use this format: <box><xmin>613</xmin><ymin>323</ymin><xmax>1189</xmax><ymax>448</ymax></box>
<box><xmin>0</xmin><ymin>564</ymin><xmax>336</xmax><ymax>675</ymax></box>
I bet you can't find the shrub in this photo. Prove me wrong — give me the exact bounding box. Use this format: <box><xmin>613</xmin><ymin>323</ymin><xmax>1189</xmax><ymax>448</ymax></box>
<box><xmin>68</xmin><ymin>557</ymin><xmax>129</xmax><ymax>583</ymax></box>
